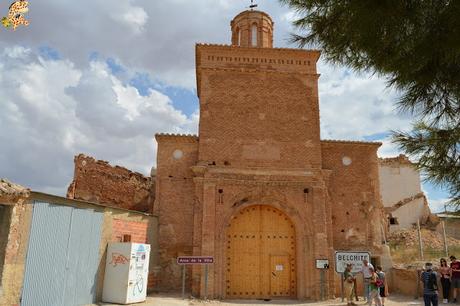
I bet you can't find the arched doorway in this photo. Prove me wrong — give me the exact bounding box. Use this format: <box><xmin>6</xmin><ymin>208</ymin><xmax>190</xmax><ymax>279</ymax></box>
<box><xmin>226</xmin><ymin>205</ymin><xmax>296</xmax><ymax>299</ymax></box>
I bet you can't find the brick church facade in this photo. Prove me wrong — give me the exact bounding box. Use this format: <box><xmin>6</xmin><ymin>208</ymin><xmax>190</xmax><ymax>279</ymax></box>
<box><xmin>153</xmin><ymin>9</ymin><xmax>390</xmax><ymax>300</ymax></box>
<box><xmin>68</xmin><ymin>8</ymin><xmax>392</xmax><ymax>301</ymax></box>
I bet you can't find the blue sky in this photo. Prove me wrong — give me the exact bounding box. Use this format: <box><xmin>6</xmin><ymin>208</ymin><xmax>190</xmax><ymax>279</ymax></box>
<box><xmin>0</xmin><ymin>0</ymin><xmax>451</xmax><ymax>212</ymax></box>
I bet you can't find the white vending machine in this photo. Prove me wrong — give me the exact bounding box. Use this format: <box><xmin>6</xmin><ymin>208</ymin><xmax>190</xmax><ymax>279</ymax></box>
<box><xmin>102</xmin><ymin>242</ymin><xmax>150</xmax><ymax>304</ymax></box>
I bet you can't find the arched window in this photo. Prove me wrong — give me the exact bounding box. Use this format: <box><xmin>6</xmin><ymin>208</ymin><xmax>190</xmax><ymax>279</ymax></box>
<box><xmin>238</xmin><ymin>28</ymin><xmax>241</xmax><ymax>46</ymax></box>
<box><xmin>251</xmin><ymin>24</ymin><xmax>258</xmax><ymax>47</ymax></box>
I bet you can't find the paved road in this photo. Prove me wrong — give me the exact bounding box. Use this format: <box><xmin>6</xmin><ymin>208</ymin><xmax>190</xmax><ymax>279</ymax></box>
<box><xmin>95</xmin><ymin>294</ymin><xmax>426</xmax><ymax>306</ymax></box>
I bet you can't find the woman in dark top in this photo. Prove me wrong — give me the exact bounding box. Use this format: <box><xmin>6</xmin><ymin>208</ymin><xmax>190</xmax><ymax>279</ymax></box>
<box><xmin>439</xmin><ymin>258</ymin><xmax>451</xmax><ymax>303</ymax></box>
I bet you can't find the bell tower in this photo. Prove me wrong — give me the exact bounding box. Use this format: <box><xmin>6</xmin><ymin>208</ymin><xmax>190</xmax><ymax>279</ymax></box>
<box><xmin>231</xmin><ymin>10</ymin><xmax>274</xmax><ymax>48</ymax></box>
<box><xmin>196</xmin><ymin>8</ymin><xmax>321</xmax><ymax>170</ymax></box>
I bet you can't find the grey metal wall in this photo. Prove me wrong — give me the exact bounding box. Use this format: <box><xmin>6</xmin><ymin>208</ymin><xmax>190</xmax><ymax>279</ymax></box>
<box><xmin>21</xmin><ymin>201</ymin><xmax>103</xmax><ymax>306</ymax></box>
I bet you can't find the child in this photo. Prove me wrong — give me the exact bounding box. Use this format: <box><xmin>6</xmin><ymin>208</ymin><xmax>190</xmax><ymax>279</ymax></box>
<box><xmin>368</xmin><ymin>267</ymin><xmax>382</xmax><ymax>306</ymax></box>
<box><xmin>376</xmin><ymin>266</ymin><xmax>388</xmax><ymax>306</ymax></box>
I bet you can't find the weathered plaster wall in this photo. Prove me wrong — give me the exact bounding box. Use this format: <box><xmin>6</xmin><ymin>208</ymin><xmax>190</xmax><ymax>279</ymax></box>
<box><xmin>379</xmin><ymin>155</ymin><xmax>431</xmax><ymax>232</ymax></box>
<box><xmin>391</xmin><ymin>197</ymin><xmax>431</xmax><ymax>231</ymax></box>
<box><xmin>0</xmin><ymin>201</ymin><xmax>33</xmax><ymax>306</ymax></box>
<box><xmin>67</xmin><ymin>154</ymin><xmax>155</xmax><ymax>213</ymax></box>
<box><xmin>0</xmin><ymin>205</ymin><xmax>12</xmax><ymax>294</ymax></box>
<box><xmin>379</xmin><ymin>155</ymin><xmax>422</xmax><ymax>207</ymax></box>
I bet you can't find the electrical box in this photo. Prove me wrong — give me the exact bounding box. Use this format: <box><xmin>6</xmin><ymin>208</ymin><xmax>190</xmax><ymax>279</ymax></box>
<box><xmin>102</xmin><ymin>243</ymin><xmax>150</xmax><ymax>304</ymax></box>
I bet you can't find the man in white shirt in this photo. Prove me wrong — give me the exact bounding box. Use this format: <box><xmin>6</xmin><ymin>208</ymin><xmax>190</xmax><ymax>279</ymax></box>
<box><xmin>361</xmin><ymin>259</ymin><xmax>374</xmax><ymax>302</ymax></box>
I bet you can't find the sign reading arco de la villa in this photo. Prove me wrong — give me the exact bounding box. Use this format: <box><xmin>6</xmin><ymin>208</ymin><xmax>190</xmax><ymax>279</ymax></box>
<box><xmin>177</xmin><ymin>256</ymin><xmax>214</xmax><ymax>265</ymax></box>
<box><xmin>177</xmin><ymin>256</ymin><xmax>214</xmax><ymax>299</ymax></box>
<box><xmin>335</xmin><ymin>251</ymin><xmax>370</xmax><ymax>273</ymax></box>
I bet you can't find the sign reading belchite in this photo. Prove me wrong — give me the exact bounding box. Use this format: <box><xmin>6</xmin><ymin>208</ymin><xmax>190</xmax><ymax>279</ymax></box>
<box><xmin>335</xmin><ymin>251</ymin><xmax>370</xmax><ymax>273</ymax></box>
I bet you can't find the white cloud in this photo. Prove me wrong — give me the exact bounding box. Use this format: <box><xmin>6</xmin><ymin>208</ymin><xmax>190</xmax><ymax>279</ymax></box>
<box><xmin>430</xmin><ymin>198</ymin><xmax>451</xmax><ymax>213</ymax></box>
<box><xmin>110</xmin><ymin>1</ymin><xmax>149</xmax><ymax>34</ymax></box>
<box><xmin>0</xmin><ymin>46</ymin><xmax>197</xmax><ymax>195</ymax></box>
<box><xmin>318</xmin><ymin>62</ymin><xmax>411</xmax><ymax>141</ymax></box>
<box><xmin>377</xmin><ymin>136</ymin><xmax>402</xmax><ymax>158</ymax></box>
<box><xmin>0</xmin><ymin>1</ymin><xmax>294</xmax><ymax>89</ymax></box>
<box><xmin>3</xmin><ymin>46</ymin><xmax>32</xmax><ymax>59</ymax></box>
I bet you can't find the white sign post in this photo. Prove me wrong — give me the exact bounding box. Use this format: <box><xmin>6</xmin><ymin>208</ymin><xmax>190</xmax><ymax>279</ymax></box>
<box><xmin>335</xmin><ymin>251</ymin><xmax>370</xmax><ymax>273</ymax></box>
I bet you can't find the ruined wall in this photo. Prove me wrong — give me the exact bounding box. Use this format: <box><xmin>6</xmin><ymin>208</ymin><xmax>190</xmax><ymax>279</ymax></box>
<box><xmin>379</xmin><ymin>155</ymin><xmax>432</xmax><ymax>232</ymax></box>
<box><xmin>67</xmin><ymin>154</ymin><xmax>154</xmax><ymax>213</ymax></box>
<box><xmin>196</xmin><ymin>45</ymin><xmax>322</xmax><ymax>169</ymax></box>
<box><xmin>321</xmin><ymin>141</ymin><xmax>385</xmax><ymax>252</ymax></box>
<box><xmin>379</xmin><ymin>155</ymin><xmax>422</xmax><ymax>206</ymax></box>
<box><xmin>154</xmin><ymin>134</ymin><xmax>199</xmax><ymax>292</ymax></box>
<box><xmin>387</xmin><ymin>268</ymin><xmax>421</xmax><ymax>297</ymax></box>
<box><xmin>390</xmin><ymin>196</ymin><xmax>431</xmax><ymax>232</ymax></box>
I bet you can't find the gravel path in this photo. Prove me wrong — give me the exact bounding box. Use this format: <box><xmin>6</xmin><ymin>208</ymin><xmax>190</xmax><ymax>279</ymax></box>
<box><xmin>94</xmin><ymin>294</ymin><xmax>428</xmax><ymax>306</ymax></box>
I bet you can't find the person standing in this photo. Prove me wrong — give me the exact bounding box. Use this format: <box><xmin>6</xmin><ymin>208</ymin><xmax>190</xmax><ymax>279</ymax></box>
<box><xmin>376</xmin><ymin>266</ymin><xmax>388</xmax><ymax>306</ymax></box>
<box><xmin>421</xmin><ymin>262</ymin><xmax>439</xmax><ymax>306</ymax></box>
<box><xmin>451</xmin><ymin>256</ymin><xmax>460</xmax><ymax>303</ymax></box>
<box><xmin>362</xmin><ymin>259</ymin><xmax>374</xmax><ymax>302</ymax></box>
<box><xmin>439</xmin><ymin>258</ymin><xmax>451</xmax><ymax>303</ymax></box>
<box><xmin>368</xmin><ymin>267</ymin><xmax>382</xmax><ymax>306</ymax></box>
<box><xmin>344</xmin><ymin>263</ymin><xmax>358</xmax><ymax>306</ymax></box>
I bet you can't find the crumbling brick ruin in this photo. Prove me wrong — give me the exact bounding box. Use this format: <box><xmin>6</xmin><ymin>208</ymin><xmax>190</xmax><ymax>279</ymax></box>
<box><xmin>67</xmin><ymin>154</ymin><xmax>155</xmax><ymax>213</ymax></box>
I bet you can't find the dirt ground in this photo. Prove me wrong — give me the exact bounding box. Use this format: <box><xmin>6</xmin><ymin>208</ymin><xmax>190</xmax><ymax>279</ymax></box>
<box><xmin>96</xmin><ymin>294</ymin><xmax>429</xmax><ymax>306</ymax></box>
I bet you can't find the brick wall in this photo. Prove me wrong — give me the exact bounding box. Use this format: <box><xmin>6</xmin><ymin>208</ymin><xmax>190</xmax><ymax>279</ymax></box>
<box><xmin>67</xmin><ymin>154</ymin><xmax>154</xmax><ymax>213</ymax></box>
<box><xmin>321</xmin><ymin>140</ymin><xmax>385</xmax><ymax>251</ymax></box>
<box><xmin>112</xmin><ymin>219</ymin><xmax>148</xmax><ymax>243</ymax></box>
<box><xmin>196</xmin><ymin>45</ymin><xmax>322</xmax><ymax>170</ymax></box>
<box><xmin>154</xmin><ymin>134</ymin><xmax>198</xmax><ymax>291</ymax></box>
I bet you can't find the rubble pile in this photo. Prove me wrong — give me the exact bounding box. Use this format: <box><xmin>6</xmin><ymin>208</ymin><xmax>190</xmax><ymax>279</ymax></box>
<box><xmin>389</xmin><ymin>228</ymin><xmax>460</xmax><ymax>249</ymax></box>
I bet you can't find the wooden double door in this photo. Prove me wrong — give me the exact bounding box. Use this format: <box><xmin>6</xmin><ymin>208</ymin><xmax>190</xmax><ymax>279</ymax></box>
<box><xmin>226</xmin><ymin>205</ymin><xmax>296</xmax><ymax>299</ymax></box>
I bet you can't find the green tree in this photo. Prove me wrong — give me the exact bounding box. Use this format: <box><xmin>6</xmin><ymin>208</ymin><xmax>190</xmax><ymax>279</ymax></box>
<box><xmin>280</xmin><ymin>0</ymin><xmax>460</xmax><ymax>207</ymax></box>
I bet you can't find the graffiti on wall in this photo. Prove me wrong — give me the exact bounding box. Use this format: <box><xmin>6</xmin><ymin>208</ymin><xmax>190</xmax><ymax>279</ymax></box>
<box><xmin>109</xmin><ymin>253</ymin><xmax>129</xmax><ymax>267</ymax></box>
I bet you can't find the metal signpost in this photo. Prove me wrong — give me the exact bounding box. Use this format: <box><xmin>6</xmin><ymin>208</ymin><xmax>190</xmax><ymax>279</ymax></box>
<box><xmin>335</xmin><ymin>251</ymin><xmax>371</xmax><ymax>302</ymax></box>
<box><xmin>177</xmin><ymin>256</ymin><xmax>214</xmax><ymax>300</ymax></box>
<box><xmin>316</xmin><ymin>259</ymin><xmax>329</xmax><ymax>300</ymax></box>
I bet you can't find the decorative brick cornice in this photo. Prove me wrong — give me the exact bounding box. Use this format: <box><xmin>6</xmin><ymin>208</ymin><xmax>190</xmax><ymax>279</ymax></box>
<box><xmin>200</xmin><ymin>66</ymin><xmax>319</xmax><ymax>76</ymax></box>
<box><xmin>321</xmin><ymin>139</ymin><xmax>382</xmax><ymax>146</ymax></box>
<box><xmin>193</xmin><ymin>177</ymin><xmax>319</xmax><ymax>188</ymax></box>
<box><xmin>196</xmin><ymin>43</ymin><xmax>321</xmax><ymax>56</ymax></box>
<box><xmin>155</xmin><ymin>133</ymin><xmax>199</xmax><ymax>143</ymax></box>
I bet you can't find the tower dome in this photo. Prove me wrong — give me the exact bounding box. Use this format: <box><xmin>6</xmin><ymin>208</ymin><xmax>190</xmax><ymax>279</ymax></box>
<box><xmin>230</xmin><ymin>10</ymin><xmax>274</xmax><ymax>48</ymax></box>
